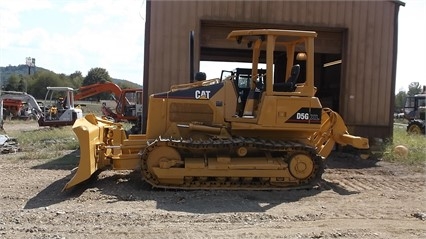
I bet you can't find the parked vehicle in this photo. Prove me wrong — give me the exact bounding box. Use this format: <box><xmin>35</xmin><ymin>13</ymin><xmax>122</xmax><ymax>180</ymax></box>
<box><xmin>404</xmin><ymin>86</ymin><xmax>426</xmax><ymax>134</ymax></box>
<box><xmin>0</xmin><ymin>87</ymin><xmax>83</xmax><ymax>129</ymax></box>
<box><xmin>64</xmin><ymin>29</ymin><xmax>369</xmax><ymax>191</ymax></box>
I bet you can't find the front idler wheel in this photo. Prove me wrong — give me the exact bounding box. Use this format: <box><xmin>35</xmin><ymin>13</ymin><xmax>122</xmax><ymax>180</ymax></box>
<box><xmin>288</xmin><ymin>153</ymin><xmax>315</xmax><ymax>180</ymax></box>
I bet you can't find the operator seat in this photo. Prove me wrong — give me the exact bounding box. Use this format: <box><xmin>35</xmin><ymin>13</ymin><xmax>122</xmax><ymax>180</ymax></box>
<box><xmin>273</xmin><ymin>64</ymin><xmax>300</xmax><ymax>92</ymax></box>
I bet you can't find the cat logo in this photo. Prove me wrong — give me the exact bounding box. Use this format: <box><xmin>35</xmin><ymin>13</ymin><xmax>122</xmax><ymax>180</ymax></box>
<box><xmin>195</xmin><ymin>90</ymin><xmax>211</xmax><ymax>99</ymax></box>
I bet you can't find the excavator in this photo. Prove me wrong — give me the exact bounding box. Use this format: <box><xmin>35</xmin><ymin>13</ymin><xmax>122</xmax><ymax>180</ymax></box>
<box><xmin>64</xmin><ymin>29</ymin><xmax>369</xmax><ymax>191</ymax></box>
<box><xmin>0</xmin><ymin>87</ymin><xmax>82</xmax><ymax>129</ymax></box>
<box><xmin>0</xmin><ymin>91</ymin><xmax>42</xmax><ymax>130</ymax></box>
<box><xmin>74</xmin><ymin>82</ymin><xmax>143</xmax><ymax>128</ymax></box>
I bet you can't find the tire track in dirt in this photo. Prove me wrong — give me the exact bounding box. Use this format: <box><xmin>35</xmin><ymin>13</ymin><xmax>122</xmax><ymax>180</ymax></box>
<box><xmin>323</xmin><ymin>170</ymin><xmax>425</xmax><ymax>193</ymax></box>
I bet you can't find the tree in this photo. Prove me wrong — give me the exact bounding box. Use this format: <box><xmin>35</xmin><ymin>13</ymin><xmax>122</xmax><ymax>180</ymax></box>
<box><xmin>395</xmin><ymin>90</ymin><xmax>407</xmax><ymax>112</ymax></box>
<box><xmin>407</xmin><ymin>82</ymin><xmax>422</xmax><ymax>96</ymax></box>
<box><xmin>69</xmin><ymin>71</ymin><xmax>84</xmax><ymax>89</ymax></box>
<box><xmin>82</xmin><ymin>68</ymin><xmax>113</xmax><ymax>101</ymax></box>
<box><xmin>83</xmin><ymin>67</ymin><xmax>112</xmax><ymax>86</ymax></box>
<box><xmin>4</xmin><ymin>74</ymin><xmax>21</xmax><ymax>91</ymax></box>
<box><xmin>28</xmin><ymin>71</ymin><xmax>62</xmax><ymax>99</ymax></box>
<box><xmin>18</xmin><ymin>78</ymin><xmax>26</xmax><ymax>92</ymax></box>
<box><xmin>70</xmin><ymin>71</ymin><xmax>83</xmax><ymax>79</ymax></box>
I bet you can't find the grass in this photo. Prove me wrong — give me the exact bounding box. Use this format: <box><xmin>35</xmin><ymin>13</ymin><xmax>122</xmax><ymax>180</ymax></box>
<box><xmin>382</xmin><ymin>126</ymin><xmax>426</xmax><ymax>165</ymax></box>
<box><xmin>77</xmin><ymin>101</ymin><xmax>104</xmax><ymax>115</ymax></box>
<box><xmin>2</xmin><ymin>101</ymin><xmax>103</xmax><ymax>161</ymax></box>
<box><xmin>2</xmin><ymin>102</ymin><xmax>134</xmax><ymax>162</ymax></box>
<box><xmin>6</xmin><ymin>126</ymin><xmax>79</xmax><ymax>161</ymax></box>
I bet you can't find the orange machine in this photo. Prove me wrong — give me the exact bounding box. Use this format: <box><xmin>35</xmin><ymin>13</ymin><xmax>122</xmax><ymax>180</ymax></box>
<box><xmin>74</xmin><ymin>82</ymin><xmax>143</xmax><ymax>125</ymax></box>
<box><xmin>3</xmin><ymin>99</ymin><xmax>24</xmax><ymax>118</ymax></box>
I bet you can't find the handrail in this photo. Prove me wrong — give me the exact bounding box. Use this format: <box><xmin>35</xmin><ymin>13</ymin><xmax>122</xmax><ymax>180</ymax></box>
<box><xmin>170</xmin><ymin>78</ymin><xmax>221</xmax><ymax>91</ymax></box>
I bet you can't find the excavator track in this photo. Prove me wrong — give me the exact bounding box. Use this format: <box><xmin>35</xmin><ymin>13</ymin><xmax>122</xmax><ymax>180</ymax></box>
<box><xmin>140</xmin><ymin>137</ymin><xmax>324</xmax><ymax>190</ymax></box>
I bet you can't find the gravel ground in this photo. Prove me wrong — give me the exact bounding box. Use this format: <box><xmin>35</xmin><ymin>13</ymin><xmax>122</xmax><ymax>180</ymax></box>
<box><xmin>0</xmin><ymin>122</ymin><xmax>425</xmax><ymax>239</ymax></box>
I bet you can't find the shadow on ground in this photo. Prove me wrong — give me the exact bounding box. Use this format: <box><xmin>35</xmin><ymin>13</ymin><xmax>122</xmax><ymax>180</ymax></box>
<box><xmin>25</xmin><ymin>168</ymin><xmax>356</xmax><ymax>213</ymax></box>
<box><xmin>31</xmin><ymin>149</ymin><xmax>80</xmax><ymax>170</ymax></box>
<box><xmin>326</xmin><ymin>151</ymin><xmax>380</xmax><ymax>169</ymax></box>
<box><xmin>24</xmin><ymin>173</ymin><xmax>85</xmax><ymax>209</ymax></box>
<box><xmin>24</xmin><ymin>149</ymin><xmax>86</xmax><ymax>209</ymax></box>
<box><xmin>25</xmin><ymin>149</ymin><xmax>363</xmax><ymax>212</ymax></box>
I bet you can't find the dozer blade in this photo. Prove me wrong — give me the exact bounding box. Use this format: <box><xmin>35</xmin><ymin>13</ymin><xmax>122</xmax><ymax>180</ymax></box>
<box><xmin>63</xmin><ymin>114</ymin><xmax>111</xmax><ymax>191</ymax></box>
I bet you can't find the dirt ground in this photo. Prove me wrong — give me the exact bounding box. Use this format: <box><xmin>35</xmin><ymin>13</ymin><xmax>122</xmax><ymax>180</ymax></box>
<box><xmin>0</xmin><ymin>122</ymin><xmax>425</xmax><ymax>239</ymax></box>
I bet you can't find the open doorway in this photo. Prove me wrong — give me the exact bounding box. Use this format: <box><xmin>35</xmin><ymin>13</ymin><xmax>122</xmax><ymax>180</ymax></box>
<box><xmin>200</xmin><ymin>57</ymin><xmax>342</xmax><ymax>115</ymax></box>
<box><xmin>315</xmin><ymin>53</ymin><xmax>341</xmax><ymax>112</ymax></box>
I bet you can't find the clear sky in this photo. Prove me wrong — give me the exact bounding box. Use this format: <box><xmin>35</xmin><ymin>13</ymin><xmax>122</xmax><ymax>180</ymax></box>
<box><xmin>1</xmin><ymin>0</ymin><xmax>425</xmax><ymax>93</ymax></box>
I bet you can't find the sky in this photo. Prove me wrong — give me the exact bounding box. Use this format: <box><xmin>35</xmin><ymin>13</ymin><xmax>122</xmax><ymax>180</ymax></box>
<box><xmin>0</xmin><ymin>0</ymin><xmax>146</xmax><ymax>83</ymax></box>
<box><xmin>0</xmin><ymin>0</ymin><xmax>425</xmax><ymax>93</ymax></box>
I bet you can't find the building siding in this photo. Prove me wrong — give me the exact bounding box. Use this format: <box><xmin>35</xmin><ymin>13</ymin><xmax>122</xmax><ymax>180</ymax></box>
<box><xmin>145</xmin><ymin>0</ymin><xmax>402</xmax><ymax>138</ymax></box>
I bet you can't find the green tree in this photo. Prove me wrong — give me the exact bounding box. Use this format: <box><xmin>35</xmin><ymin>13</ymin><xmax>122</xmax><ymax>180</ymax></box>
<box><xmin>70</xmin><ymin>71</ymin><xmax>83</xmax><ymax>79</ymax></box>
<box><xmin>28</xmin><ymin>71</ymin><xmax>62</xmax><ymax>99</ymax></box>
<box><xmin>18</xmin><ymin>78</ymin><xmax>26</xmax><ymax>92</ymax></box>
<box><xmin>58</xmin><ymin>73</ymin><xmax>70</xmax><ymax>85</ymax></box>
<box><xmin>83</xmin><ymin>67</ymin><xmax>112</xmax><ymax>86</ymax></box>
<box><xmin>4</xmin><ymin>74</ymin><xmax>22</xmax><ymax>91</ymax></box>
<box><xmin>82</xmin><ymin>68</ymin><xmax>112</xmax><ymax>101</ymax></box>
<box><xmin>69</xmin><ymin>71</ymin><xmax>84</xmax><ymax>89</ymax></box>
<box><xmin>395</xmin><ymin>90</ymin><xmax>407</xmax><ymax>112</ymax></box>
<box><xmin>407</xmin><ymin>82</ymin><xmax>422</xmax><ymax>96</ymax></box>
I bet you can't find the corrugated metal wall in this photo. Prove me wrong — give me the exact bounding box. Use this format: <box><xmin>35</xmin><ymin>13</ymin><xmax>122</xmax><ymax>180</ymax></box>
<box><xmin>145</xmin><ymin>0</ymin><xmax>402</xmax><ymax>138</ymax></box>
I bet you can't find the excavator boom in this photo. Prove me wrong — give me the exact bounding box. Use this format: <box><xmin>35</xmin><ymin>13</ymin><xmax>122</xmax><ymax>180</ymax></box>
<box><xmin>74</xmin><ymin>82</ymin><xmax>143</xmax><ymax>125</ymax></box>
<box><xmin>0</xmin><ymin>91</ymin><xmax>43</xmax><ymax>115</ymax></box>
<box><xmin>74</xmin><ymin>82</ymin><xmax>123</xmax><ymax>101</ymax></box>
<box><xmin>0</xmin><ymin>92</ymin><xmax>43</xmax><ymax>129</ymax></box>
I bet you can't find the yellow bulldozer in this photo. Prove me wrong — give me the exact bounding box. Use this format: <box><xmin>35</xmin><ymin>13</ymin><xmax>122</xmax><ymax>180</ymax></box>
<box><xmin>64</xmin><ymin>29</ymin><xmax>369</xmax><ymax>191</ymax></box>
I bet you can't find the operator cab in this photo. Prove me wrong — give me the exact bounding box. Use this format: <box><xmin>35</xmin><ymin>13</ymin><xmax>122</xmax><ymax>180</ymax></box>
<box><xmin>221</xmin><ymin>68</ymin><xmax>266</xmax><ymax>117</ymax></box>
<box><xmin>404</xmin><ymin>94</ymin><xmax>426</xmax><ymax>120</ymax></box>
<box><xmin>215</xmin><ymin>29</ymin><xmax>321</xmax><ymax>128</ymax></box>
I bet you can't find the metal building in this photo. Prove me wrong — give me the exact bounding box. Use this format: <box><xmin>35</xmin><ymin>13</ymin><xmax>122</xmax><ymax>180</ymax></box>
<box><xmin>143</xmin><ymin>0</ymin><xmax>405</xmax><ymax>139</ymax></box>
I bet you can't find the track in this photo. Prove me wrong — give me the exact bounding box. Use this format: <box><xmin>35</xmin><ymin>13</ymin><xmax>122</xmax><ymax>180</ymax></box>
<box><xmin>140</xmin><ymin>137</ymin><xmax>324</xmax><ymax>190</ymax></box>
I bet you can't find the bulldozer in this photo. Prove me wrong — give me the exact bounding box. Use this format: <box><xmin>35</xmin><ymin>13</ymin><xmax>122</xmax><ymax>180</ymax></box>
<box><xmin>64</xmin><ymin>29</ymin><xmax>369</xmax><ymax>191</ymax></box>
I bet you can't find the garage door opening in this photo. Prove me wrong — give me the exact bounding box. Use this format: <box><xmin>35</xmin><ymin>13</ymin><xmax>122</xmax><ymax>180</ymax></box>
<box><xmin>200</xmin><ymin>61</ymin><xmax>266</xmax><ymax>80</ymax></box>
<box><xmin>316</xmin><ymin>54</ymin><xmax>342</xmax><ymax>112</ymax></box>
<box><xmin>200</xmin><ymin>54</ymin><xmax>342</xmax><ymax>114</ymax></box>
